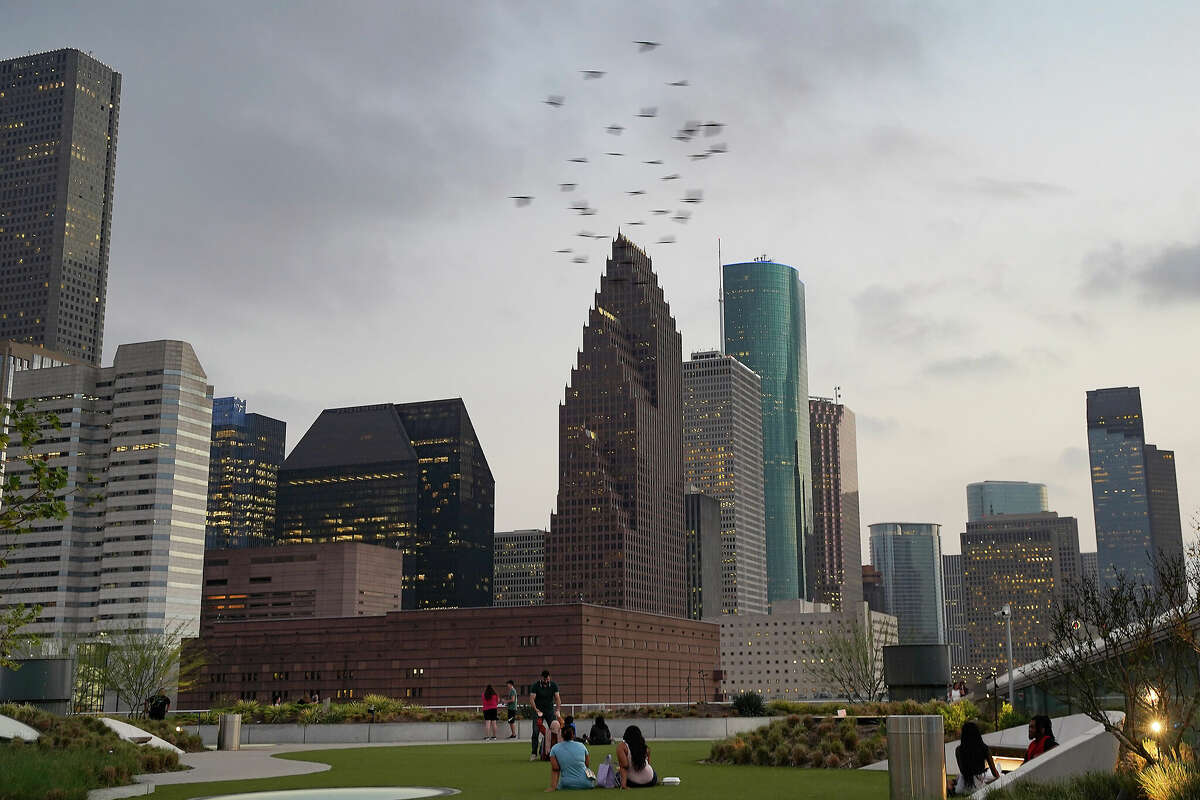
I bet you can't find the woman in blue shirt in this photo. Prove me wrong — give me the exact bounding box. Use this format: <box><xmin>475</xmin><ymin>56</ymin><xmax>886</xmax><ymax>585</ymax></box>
<box><xmin>547</xmin><ymin>723</ymin><xmax>593</xmax><ymax>791</ymax></box>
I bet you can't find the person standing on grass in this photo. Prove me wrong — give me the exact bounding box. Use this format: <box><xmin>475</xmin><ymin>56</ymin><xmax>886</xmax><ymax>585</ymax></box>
<box><xmin>547</xmin><ymin>721</ymin><xmax>592</xmax><ymax>791</ymax></box>
<box><xmin>530</xmin><ymin>669</ymin><xmax>561</xmax><ymax>761</ymax></box>
<box><xmin>505</xmin><ymin>679</ymin><xmax>520</xmax><ymax>738</ymax></box>
<box><xmin>482</xmin><ymin>684</ymin><xmax>500</xmax><ymax>740</ymax></box>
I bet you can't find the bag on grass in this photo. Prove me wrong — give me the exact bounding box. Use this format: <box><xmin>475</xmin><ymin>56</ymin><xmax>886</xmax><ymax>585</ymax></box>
<box><xmin>596</xmin><ymin>755</ymin><xmax>620</xmax><ymax>788</ymax></box>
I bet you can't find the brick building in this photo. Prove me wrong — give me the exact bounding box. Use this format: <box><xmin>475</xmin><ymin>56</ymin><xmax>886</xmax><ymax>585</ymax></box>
<box><xmin>183</xmin><ymin>604</ymin><xmax>719</xmax><ymax>706</ymax></box>
<box><xmin>201</xmin><ymin>542</ymin><xmax>403</xmax><ymax>628</ymax></box>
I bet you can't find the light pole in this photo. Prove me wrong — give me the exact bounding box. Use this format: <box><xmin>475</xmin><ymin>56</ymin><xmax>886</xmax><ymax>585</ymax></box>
<box><xmin>995</xmin><ymin>603</ymin><xmax>1014</xmax><ymax>709</ymax></box>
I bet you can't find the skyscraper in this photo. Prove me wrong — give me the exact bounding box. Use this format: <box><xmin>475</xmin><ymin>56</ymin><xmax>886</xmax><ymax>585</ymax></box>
<box><xmin>961</xmin><ymin>513</ymin><xmax>1081</xmax><ymax>683</ymax></box>
<box><xmin>1</xmin><ymin>340</ymin><xmax>212</xmax><ymax>642</ymax></box>
<box><xmin>275</xmin><ymin>399</ymin><xmax>494</xmax><ymax>609</ymax></box>
<box><xmin>942</xmin><ymin>553</ymin><xmax>969</xmax><ymax>680</ymax></box>
<box><xmin>492</xmin><ymin>529</ymin><xmax>546</xmax><ymax>608</ymax></box>
<box><xmin>682</xmin><ymin>350</ymin><xmax>768</xmax><ymax>615</ymax></box>
<box><xmin>808</xmin><ymin>397</ymin><xmax>863</xmax><ymax>610</ymax></box>
<box><xmin>868</xmin><ymin>522</ymin><xmax>945</xmax><ymax>645</ymax></box>
<box><xmin>1</xmin><ymin>49</ymin><xmax>121</xmax><ymax>363</ymax></box>
<box><xmin>723</xmin><ymin>258</ymin><xmax>812</xmax><ymax>604</ymax></box>
<box><xmin>547</xmin><ymin>235</ymin><xmax>686</xmax><ymax>617</ymax></box>
<box><xmin>966</xmin><ymin>481</ymin><xmax>1048</xmax><ymax>522</ymax></box>
<box><xmin>1087</xmin><ymin>387</ymin><xmax>1183</xmax><ymax>588</ymax></box>
<box><xmin>205</xmin><ymin>397</ymin><xmax>286</xmax><ymax>550</ymax></box>
<box><xmin>684</xmin><ymin>491</ymin><xmax>723</xmax><ymax>620</ymax></box>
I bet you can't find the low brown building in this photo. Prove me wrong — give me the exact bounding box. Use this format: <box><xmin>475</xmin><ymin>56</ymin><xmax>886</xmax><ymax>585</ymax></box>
<box><xmin>183</xmin><ymin>604</ymin><xmax>720</xmax><ymax>706</ymax></box>
<box><xmin>201</xmin><ymin>542</ymin><xmax>403</xmax><ymax>628</ymax></box>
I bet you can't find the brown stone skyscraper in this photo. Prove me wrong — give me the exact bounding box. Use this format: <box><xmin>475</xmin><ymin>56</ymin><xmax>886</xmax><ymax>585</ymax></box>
<box><xmin>808</xmin><ymin>397</ymin><xmax>862</xmax><ymax>610</ymax></box>
<box><xmin>546</xmin><ymin>234</ymin><xmax>686</xmax><ymax>617</ymax></box>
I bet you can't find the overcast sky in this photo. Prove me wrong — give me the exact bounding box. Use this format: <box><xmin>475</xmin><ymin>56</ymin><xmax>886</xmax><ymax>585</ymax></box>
<box><xmin>5</xmin><ymin>1</ymin><xmax>1197</xmax><ymax>556</ymax></box>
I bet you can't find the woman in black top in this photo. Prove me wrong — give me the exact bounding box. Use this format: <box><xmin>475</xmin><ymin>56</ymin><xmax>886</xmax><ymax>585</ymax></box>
<box><xmin>955</xmin><ymin>721</ymin><xmax>1000</xmax><ymax>793</ymax></box>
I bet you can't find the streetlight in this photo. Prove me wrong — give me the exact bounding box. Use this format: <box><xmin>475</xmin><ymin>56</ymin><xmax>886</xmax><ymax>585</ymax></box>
<box><xmin>995</xmin><ymin>603</ymin><xmax>1014</xmax><ymax>710</ymax></box>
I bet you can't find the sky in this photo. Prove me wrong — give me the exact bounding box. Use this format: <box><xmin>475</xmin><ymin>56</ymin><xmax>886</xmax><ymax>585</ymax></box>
<box><xmin>4</xmin><ymin>1</ymin><xmax>1197</xmax><ymax>557</ymax></box>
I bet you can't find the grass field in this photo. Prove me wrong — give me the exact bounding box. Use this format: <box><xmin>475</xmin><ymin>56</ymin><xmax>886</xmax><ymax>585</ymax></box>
<box><xmin>148</xmin><ymin>740</ymin><xmax>889</xmax><ymax>800</ymax></box>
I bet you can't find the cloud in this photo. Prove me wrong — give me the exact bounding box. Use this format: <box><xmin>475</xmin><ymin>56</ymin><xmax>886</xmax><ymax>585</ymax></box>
<box><xmin>852</xmin><ymin>283</ymin><xmax>962</xmax><ymax>348</ymax></box>
<box><xmin>1082</xmin><ymin>240</ymin><xmax>1200</xmax><ymax>302</ymax></box>
<box><xmin>955</xmin><ymin>177</ymin><xmax>1072</xmax><ymax>200</ymax></box>
<box><xmin>1058</xmin><ymin>446</ymin><xmax>1089</xmax><ymax>471</ymax></box>
<box><xmin>858</xmin><ymin>415</ymin><xmax>900</xmax><ymax>437</ymax></box>
<box><xmin>922</xmin><ymin>352</ymin><xmax>1015</xmax><ymax>378</ymax></box>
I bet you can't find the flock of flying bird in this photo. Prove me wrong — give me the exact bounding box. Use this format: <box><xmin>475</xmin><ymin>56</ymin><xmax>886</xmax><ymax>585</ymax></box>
<box><xmin>509</xmin><ymin>40</ymin><xmax>728</xmax><ymax>264</ymax></box>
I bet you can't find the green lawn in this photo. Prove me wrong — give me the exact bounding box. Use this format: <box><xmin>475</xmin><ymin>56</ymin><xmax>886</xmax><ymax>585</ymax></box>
<box><xmin>149</xmin><ymin>740</ymin><xmax>888</xmax><ymax>800</ymax></box>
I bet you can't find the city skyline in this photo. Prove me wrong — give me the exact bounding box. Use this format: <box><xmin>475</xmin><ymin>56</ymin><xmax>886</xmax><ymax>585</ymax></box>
<box><xmin>4</xmin><ymin>5</ymin><xmax>1198</xmax><ymax>558</ymax></box>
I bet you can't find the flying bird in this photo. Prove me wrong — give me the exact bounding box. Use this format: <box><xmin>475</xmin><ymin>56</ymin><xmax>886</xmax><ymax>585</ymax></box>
<box><xmin>509</xmin><ymin>196</ymin><xmax>533</xmax><ymax>206</ymax></box>
<box><xmin>643</xmin><ymin>159</ymin><xmax>663</xmax><ymax>165</ymax></box>
<box><xmin>587</xmin><ymin>233</ymin><xmax>608</xmax><ymax>239</ymax></box>
<box><xmin>680</xmin><ymin>121</ymin><xmax>700</xmax><ymax>137</ymax></box>
<box><xmin>706</xmin><ymin>143</ymin><xmax>728</xmax><ymax>155</ymax></box>
<box><xmin>569</xmin><ymin>199</ymin><xmax>590</xmax><ymax>210</ymax></box>
<box><xmin>682</xmin><ymin>189</ymin><xmax>703</xmax><ymax>203</ymax></box>
<box><xmin>605</xmin><ymin>152</ymin><xmax>624</xmax><ymax>157</ymax></box>
<box><xmin>581</xmin><ymin>70</ymin><xmax>606</xmax><ymax>79</ymax></box>
<box><xmin>661</xmin><ymin>173</ymin><xmax>680</xmax><ymax>181</ymax></box>
<box><xmin>572</xmin><ymin>255</ymin><xmax>589</xmax><ymax>263</ymax></box>
<box><xmin>577</xmin><ymin>230</ymin><xmax>597</xmax><ymax>238</ymax></box>
<box><xmin>667</xmin><ymin>80</ymin><xmax>689</xmax><ymax>87</ymax></box>
<box><xmin>559</xmin><ymin>183</ymin><xmax>577</xmax><ymax>191</ymax></box>
<box><xmin>544</xmin><ymin>95</ymin><xmax>564</xmax><ymax>107</ymax></box>
<box><xmin>636</xmin><ymin>107</ymin><xmax>658</xmax><ymax>118</ymax></box>
<box><xmin>657</xmin><ymin>235</ymin><xmax>676</xmax><ymax>244</ymax></box>
<box><xmin>634</xmin><ymin>41</ymin><xmax>661</xmax><ymax>52</ymax></box>
<box><xmin>578</xmin><ymin>207</ymin><xmax>598</xmax><ymax>216</ymax></box>
<box><xmin>568</xmin><ymin>157</ymin><xmax>589</xmax><ymax>163</ymax></box>
<box><xmin>626</xmin><ymin>220</ymin><xmax>646</xmax><ymax>226</ymax></box>
<box><xmin>702</xmin><ymin>121</ymin><xmax>725</xmax><ymax>136</ymax></box>
<box><xmin>627</xmin><ymin>190</ymin><xmax>647</xmax><ymax>196</ymax></box>
<box><xmin>555</xmin><ymin>248</ymin><xmax>573</xmax><ymax>254</ymax></box>
<box><xmin>607</xmin><ymin>124</ymin><xmax>625</xmax><ymax>135</ymax></box>
<box><xmin>689</xmin><ymin>152</ymin><xmax>710</xmax><ymax>161</ymax></box>
<box><xmin>651</xmin><ymin>209</ymin><xmax>670</xmax><ymax>215</ymax></box>
<box><xmin>672</xmin><ymin>210</ymin><xmax>692</xmax><ymax>223</ymax></box>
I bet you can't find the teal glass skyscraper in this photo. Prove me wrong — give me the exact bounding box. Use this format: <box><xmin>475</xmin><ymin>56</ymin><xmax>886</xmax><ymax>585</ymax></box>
<box><xmin>722</xmin><ymin>259</ymin><xmax>812</xmax><ymax>603</ymax></box>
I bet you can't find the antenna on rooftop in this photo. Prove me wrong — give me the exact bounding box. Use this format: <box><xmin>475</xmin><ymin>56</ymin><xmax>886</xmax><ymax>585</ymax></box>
<box><xmin>717</xmin><ymin>238</ymin><xmax>724</xmax><ymax>353</ymax></box>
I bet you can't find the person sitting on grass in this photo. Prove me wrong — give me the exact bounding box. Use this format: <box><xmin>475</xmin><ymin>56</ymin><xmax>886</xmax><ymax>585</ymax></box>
<box><xmin>617</xmin><ymin>725</ymin><xmax>657</xmax><ymax>788</ymax></box>
<box><xmin>587</xmin><ymin>715</ymin><xmax>612</xmax><ymax>746</ymax></box>
<box><xmin>954</xmin><ymin>721</ymin><xmax>1000</xmax><ymax>794</ymax></box>
<box><xmin>547</xmin><ymin>721</ymin><xmax>592</xmax><ymax>791</ymax></box>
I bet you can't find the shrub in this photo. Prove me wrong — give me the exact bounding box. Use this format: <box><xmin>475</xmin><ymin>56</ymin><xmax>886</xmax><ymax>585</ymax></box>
<box><xmin>732</xmin><ymin>691</ymin><xmax>766</xmax><ymax>717</ymax></box>
<box><xmin>789</xmin><ymin>743</ymin><xmax>809</xmax><ymax>766</ymax></box>
<box><xmin>823</xmin><ymin>753</ymin><xmax>842</xmax><ymax>769</ymax></box>
<box><xmin>751</xmin><ymin>743</ymin><xmax>771</xmax><ymax>766</ymax></box>
<box><xmin>1139</xmin><ymin>759</ymin><xmax>1200</xmax><ymax>800</ymax></box>
<box><xmin>997</xmin><ymin>702</ymin><xmax>1029</xmax><ymax>731</ymax></box>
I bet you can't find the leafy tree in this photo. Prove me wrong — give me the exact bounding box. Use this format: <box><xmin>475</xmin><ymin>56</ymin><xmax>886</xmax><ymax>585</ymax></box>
<box><xmin>1040</xmin><ymin>541</ymin><xmax>1200</xmax><ymax>765</ymax></box>
<box><xmin>0</xmin><ymin>400</ymin><xmax>71</xmax><ymax>668</ymax></box>
<box><xmin>97</xmin><ymin>622</ymin><xmax>205</xmax><ymax>718</ymax></box>
<box><xmin>811</xmin><ymin>616</ymin><xmax>887</xmax><ymax>703</ymax></box>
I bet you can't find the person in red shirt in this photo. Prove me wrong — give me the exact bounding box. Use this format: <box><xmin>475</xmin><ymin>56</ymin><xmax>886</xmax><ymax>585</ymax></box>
<box><xmin>1023</xmin><ymin>715</ymin><xmax>1058</xmax><ymax>762</ymax></box>
<box><xmin>481</xmin><ymin>684</ymin><xmax>500</xmax><ymax>741</ymax></box>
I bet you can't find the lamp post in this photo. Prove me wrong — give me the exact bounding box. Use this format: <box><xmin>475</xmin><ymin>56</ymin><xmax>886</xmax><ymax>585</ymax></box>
<box><xmin>995</xmin><ymin>603</ymin><xmax>1014</xmax><ymax>709</ymax></box>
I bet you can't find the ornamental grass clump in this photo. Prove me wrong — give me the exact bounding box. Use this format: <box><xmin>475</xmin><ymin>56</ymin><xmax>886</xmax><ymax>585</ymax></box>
<box><xmin>707</xmin><ymin>713</ymin><xmax>888</xmax><ymax>769</ymax></box>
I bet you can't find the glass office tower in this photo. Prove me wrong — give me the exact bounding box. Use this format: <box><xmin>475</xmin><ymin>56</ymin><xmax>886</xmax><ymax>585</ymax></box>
<box><xmin>0</xmin><ymin>49</ymin><xmax>121</xmax><ymax>363</ymax></box>
<box><xmin>869</xmin><ymin>522</ymin><xmax>946</xmax><ymax>645</ymax></box>
<box><xmin>966</xmin><ymin>481</ymin><xmax>1048</xmax><ymax>522</ymax></box>
<box><xmin>1087</xmin><ymin>387</ymin><xmax>1183</xmax><ymax>588</ymax></box>
<box><xmin>205</xmin><ymin>397</ymin><xmax>286</xmax><ymax>549</ymax></box>
<box><xmin>723</xmin><ymin>259</ymin><xmax>811</xmax><ymax>603</ymax></box>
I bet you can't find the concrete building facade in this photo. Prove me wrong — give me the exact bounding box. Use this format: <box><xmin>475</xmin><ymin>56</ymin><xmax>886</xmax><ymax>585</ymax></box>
<box><xmin>0</xmin><ymin>340</ymin><xmax>212</xmax><ymax>642</ymax></box>
<box><xmin>717</xmin><ymin>600</ymin><xmax>898</xmax><ymax>700</ymax></box>
<box><xmin>961</xmin><ymin>512</ymin><xmax>1081</xmax><ymax>683</ymax></box>
<box><xmin>492</xmin><ymin>529</ymin><xmax>546</xmax><ymax>607</ymax></box>
<box><xmin>201</xmin><ymin>542</ymin><xmax>403</xmax><ymax>628</ymax></box>
<box><xmin>682</xmin><ymin>350</ymin><xmax>768</xmax><ymax>616</ymax></box>
<box><xmin>808</xmin><ymin>397</ymin><xmax>863</xmax><ymax>610</ymax></box>
<box><xmin>869</xmin><ymin>522</ymin><xmax>945</xmax><ymax>645</ymax></box>
<box><xmin>0</xmin><ymin>49</ymin><xmax>121</xmax><ymax>363</ymax></box>
<box><xmin>942</xmin><ymin>553</ymin><xmax>969</xmax><ymax>680</ymax></box>
<box><xmin>183</xmin><ymin>604</ymin><xmax>720</xmax><ymax>706</ymax></box>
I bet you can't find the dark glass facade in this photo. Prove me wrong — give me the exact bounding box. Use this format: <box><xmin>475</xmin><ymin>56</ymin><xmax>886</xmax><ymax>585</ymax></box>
<box><xmin>1</xmin><ymin>49</ymin><xmax>120</xmax><ymax>363</ymax></box>
<box><xmin>205</xmin><ymin>396</ymin><xmax>286</xmax><ymax>549</ymax></box>
<box><xmin>275</xmin><ymin>400</ymin><xmax>494</xmax><ymax>609</ymax></box>
<box><xmin>548</xmin><ymin>234</ymin><xmax>687</xmax><ymax>617</ymax></box>
<box><xmin>808</xmin><ymin>398</ymin><xmax>862</xmax><ymax>610</ymax></box>
<box><xmin>684</xmin><ymin>492</ymin><xmax>722</xmax><ymax>620</ymax></box>
<box><xmin>869</xmin><ymin>522</ymin><xmax>945</xmax><ymax>645</ymax></box>
<box><xmin>723</xmin><ymin>260</ymin><xmax>812</xmax><ymax>603</ymax></box>
<box><xmin>1087</xmin><ymin>387</ymin><xmax>1182</xmax><ymax>588</ymax></box>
